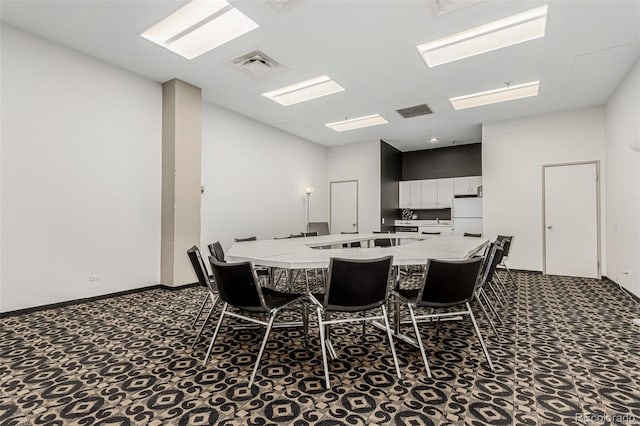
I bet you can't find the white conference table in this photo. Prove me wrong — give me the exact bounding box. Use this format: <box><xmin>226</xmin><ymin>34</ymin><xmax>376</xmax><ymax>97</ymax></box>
<box><xmin>226</xmin><ymin>233</ymin><xmax>489</xmax><ymax>353</ymax></box>
<box><xmin>226</xmin><ymin>233</ymin><xmax>488</xmax><ymax>268</ymax></box>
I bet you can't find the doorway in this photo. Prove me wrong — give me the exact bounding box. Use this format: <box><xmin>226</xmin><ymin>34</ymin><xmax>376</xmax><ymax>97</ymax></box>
<box><xmin>330</xmin><ymin>180</ymin><xmax>358</xmax><ymax>234</ymax></box>
<box><xmin>543</xmin><ymin>161</ymin><xmax>600</xmax><ymax>278</ymax></box>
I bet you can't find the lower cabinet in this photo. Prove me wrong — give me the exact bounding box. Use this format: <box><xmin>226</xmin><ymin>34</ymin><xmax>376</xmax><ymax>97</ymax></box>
<box><xmin>419</xmin><ymin>226</ymin><xmax>453</xmax><ymax>236</ymax></box>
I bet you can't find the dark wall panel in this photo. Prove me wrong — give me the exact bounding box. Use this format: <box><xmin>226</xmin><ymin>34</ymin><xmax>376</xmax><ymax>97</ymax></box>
<box><xmin>380</xmin><ymin>141</ymin><xmax>402</xmax><ymax>232</ymax></box>
<box><xmin>402</xmin><ymin>143</ymin><xmax>482</xmax><ymax>181</ymax></box>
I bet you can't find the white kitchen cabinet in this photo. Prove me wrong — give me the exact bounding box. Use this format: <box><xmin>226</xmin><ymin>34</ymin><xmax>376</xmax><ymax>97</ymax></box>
<box><xmin>399</xmin><ymin>181</ymin><xmax>422</xmax><ymax>208</ymax></box>
<box><xmin>419</xmin><ymin>225</ymin><xmax>453</xmax><ymax>236</ymax></box>
<box><xmin>420</xmin><ymin>180</ymin><xmax>438</xmax><ymax>209</ymax></box>
<box><xmin>436</xmin><ymin>178</ymin><xmax>454</xmax><ymax>208</ymax></box>
<box><xmin>454</xmin><ymin>176</ymin><xmax>482</xmax><ymax>196</ymax></box>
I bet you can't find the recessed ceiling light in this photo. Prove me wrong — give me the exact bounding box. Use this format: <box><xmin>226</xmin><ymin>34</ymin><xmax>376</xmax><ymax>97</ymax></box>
<box><xmin>450</xmin><ymin>81</ymin><xmax>540</xmax><ymax>110</ymax></box>
<box><xmin>429</xmin><ymin>137</ymin><xmax>439</xmax><ymax>143</ymax></box>
<box><xmin>141</xmin><ymin>0</ymin><xmax>259</xmax><ymax>60</ymax></box>
<box><xmin>325</xmin><ymin>114</ymin><xmax>389</xmax><ymax>132</ymax></box>
<box><xmin>262</xmin><ymin>75</ymin><xmax>345</xmax><ymax>106</ymax></box>
<box><xmin>417</xmin><ymin>5</ymin><xmax>548</xmax><ymax>67</ymax></box>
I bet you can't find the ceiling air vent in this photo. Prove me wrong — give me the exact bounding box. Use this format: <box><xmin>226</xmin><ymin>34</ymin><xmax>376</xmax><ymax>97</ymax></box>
<box><xmin>396</xmin><ymin>104</ymin><xmax>433</xmax><ymax>119</ymax></box>
<box><xmin>228</xmin><ymin>49</ymin><xmax>285</xmax><ymax>80</ymax></box>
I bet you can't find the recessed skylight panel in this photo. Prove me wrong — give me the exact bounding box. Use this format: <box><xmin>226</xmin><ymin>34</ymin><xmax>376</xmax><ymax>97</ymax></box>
<box><xmin>325</xmin><ymin>114</ymin><xmax>389</xmax><ymax>132</ymax></box>
<box><xmin>141</xmin><ymin>0</ymin><xmax>259</xmax><ymax>60</ymax></box>
<box><xmin>449</xmin><ymin>81</ymin><xmax>540</xmax><ymax>110</ymax></box>
<box><xmin>262</xmin><ymin>75</ymin><xmax>345</xmax><ymax>106</ymax></box>
<box><xmin>418</xmin><ymin>5</ymin><xmax>548</xmax><ymax>67</ymax></box>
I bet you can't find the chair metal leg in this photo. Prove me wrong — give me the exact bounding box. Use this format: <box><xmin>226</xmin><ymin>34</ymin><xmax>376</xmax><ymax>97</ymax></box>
<box><xmin>504</xmin><ymin>264</ymin><xmax>517</xmax><ymax>287</ymax></box>
<box><xmin>204</xmin><ymin>303</ymin><xmax>227</xmax><ymax>366</ymax></box>
<box><xmin>190</xmin><ymin>292</ymin><xmax>210</xmax><ymax>329</ymax></box>
<box><xmin>475</xmin><ymin>294</ymin><xmax>500</xmax><ymax>339</ymax></box>
<box><xmin>191</xmin><ymin>295</ymin><xmax>218</xmax><ymax>349</ymax></box>
<box><xmin>381</xmin><ymin>305</ymin><xmax>402</xmax><ymax>379</ymax></box>
<box><xmin>487</xmin><ymin>281</ymin><xmax>505</xmax><ymax>306</ymax></box>
<box><xmin>494</xmin><ymin>273</ymin><xmax>509</xmax><ymax>298</ymax></box>
<box><xmin>317</xmin><ymin>307</ymin><xmax>330</xmax><ymax>389</ymax></box>
<box><xmin>248</xmin><ymin>311</ymin><xmax>277</xmax><ymax>388</ymax></box>
<box><xmin>407</xmin><ymin>304</ymin><xmax>432</xmax><ymax>378</ymax></box>
<box><xmin>466</xmin><ymin>302</ymin><xmax>494</xmax><ymax>371</ymax></box>
<box><xmin>302</xmin><ymin>303</ymin><xmax>309</xmax><ymax>349</ymax></box>
<box><xmin>481</xmin><ymin>289</ymin><xmax>504</xmax><ymax>325</ymax></box>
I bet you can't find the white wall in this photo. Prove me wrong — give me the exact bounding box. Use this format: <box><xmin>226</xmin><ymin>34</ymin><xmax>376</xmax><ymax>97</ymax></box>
<box><xmin>0</xmin><ymin>24</ymin><xmax>162</xmax><ymax>312</ymax></box>
<box><xmin>200</xmin><ymin>103</ymin><xmax>328</xmax><ymax>250</ymax></box>
<box><xmin>327</xmin><ymin>141</ymin><xmax>381</xmax><ymax>234</ymax></box>
<box><xmin>482</xmin><ymin>107</ymin><xmax>606</xmax><ymax>272</ymax></box>
<box><xmin>605</xmin><ymin>59</ymin><xmax>640</xmax><ymax>297</ymax></box>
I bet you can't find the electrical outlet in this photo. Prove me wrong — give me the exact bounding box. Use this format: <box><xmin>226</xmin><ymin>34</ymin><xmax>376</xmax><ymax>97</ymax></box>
<box><xmin>89</xmin><ymin>274</ymin><xmax>102</xmax><ymax>282</ymax></box>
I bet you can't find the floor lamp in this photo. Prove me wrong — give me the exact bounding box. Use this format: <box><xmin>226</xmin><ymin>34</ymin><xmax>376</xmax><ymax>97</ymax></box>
<box><xmin>305</xmin><ymin>186</ymin><xmax>314</xmax><ymax>232</ymax></box>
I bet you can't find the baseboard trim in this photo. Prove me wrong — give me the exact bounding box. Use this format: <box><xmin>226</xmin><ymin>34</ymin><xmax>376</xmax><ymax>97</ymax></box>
<box><xmin>0</xmin><ymin>282</ymin><xmax>202</xmax><ymax>318</ymax></box>
<box><xmin>602</xmin><ymin>276</ymin><xmax>640</xmax><ymax>303</ymax></box>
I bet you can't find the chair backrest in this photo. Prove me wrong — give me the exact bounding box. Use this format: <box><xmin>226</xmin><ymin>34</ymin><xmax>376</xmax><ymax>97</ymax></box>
<box><xmin>496</xmin><ymin>235</ymin><xmax>512</xmax><ymax>258</ymax></box>
<box><xmin>482</xmin><ymin>243</ymin><xmax>504</xmax><ymax>285</ymax></box>
<box><xmin>308</xmin><ymin>222</ymin><xmax>330</xmax><ymax>236</ymax></box>
<box><xmin>373</xmin><ymin>231</ymin><xmax>393</xmax><ymax>247</ymax></box>
<box><xmin>417</xmin><ymin>257</ymin><xmax>483</xmax><ymax>307</ymax></box>
<box><xmin>208</xmin><ymin>257</ymin><xmax>265</xmax><ymax>310</ymax></box>
<box><xmin>464</xmin><ymin>232</ymin><xmax>482</xmax><ymax>238</ymax></box>
<box><xmin>341</xmin><ymin>231</ymin><xmax>361</xmax><ymax>248</ymax></box>
<box><xmin>303</xmin><ymin>231</ymin><xmax>319</xmax><ymax>237</ymax></box>
<box><xmin>208</xmin><ymin>241</ymin><xmax>225</xmax><ymax>263</ymax></box>
<box><xmin>187</xmin><ymin>246</ymin><xmax>215</xmax><ymax>293</ymax></box>
<box><xmin>290</xmin><ymin>233</ymin><xmax>304</xmax><ymax>238</ymax></box>
<box><xmin>235</xmin><ymin>236</ymin><xmax>257</xmax><ymax>242</ymax></box>
<box><xmin>324</xmin><ymin>256</ymin><xmax>393</xmax><ymax>312</ymax></box>
<box><xmin>421</xmin><ymin>231</ymin><xmax>441</xmax><ymax>235</ymax></box>
<box><xmin>274</xmin><ymin>235</ymin><xmax>292</xmax><ymax>239</ymax></box>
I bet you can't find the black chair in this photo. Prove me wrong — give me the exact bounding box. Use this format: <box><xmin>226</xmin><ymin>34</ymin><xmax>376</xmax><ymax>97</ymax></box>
<box><xmin>309</xmin><ymin>256</ymin><xmax>401</xmax><ymax>388</ymax></box>
<box><xmin>496</xmin><ymin>235</ymin><xmax>516</xmax><ymax>286</ymax></box>
<box><xmin>290</xmin><ymin>233</ymin><xmax>304</xmax><ymax>238</ymax></box>
<box><xmin>206</xmin><ymin>258</ymin><xmax>307</xmax><ymax>387</ymax></box>
<box><xmin>473</xmin><ymin>242</ymin><xmax>505</xmax><ymax>338</ymax></box>
<box><xmin>208</xmin><ymin>241</ymin><xmax>225</xmax><ymax>262</ymax></box>
<box><xmin>308</xmin><ymin>222</ymin><xmax>330</xmax><ymax>236</ymax></box>
<box><xmin>464</xmin><ymin>232</ymin><xmax>482</xmax><ymax>238</ymax></box>
<box><xmin>373</xmin><ymin>231</ymin><xmax>394</xmax><ymax>247</ymax></box>
<box><xmin>187</xmin><ymin>246</ymin><xmax>219</xmax><ymax>349</ymax></box>
<box><xmin>303</xmin><ymin>231</ymin><xmax>319</xmax><ymax>237</ymax></box>
<box><xmin>393</xmin><ymin>257</ymin><xmax>493</xmax><ymax>377</ymax></box>
<box><xmin>341</xmin><ymin>231</ymin><xmax>362</xmax><ymax>248</ymax></box>
<box><xmin>235</xmin><ymin>236</ymin><xmax>257</xmax><ymax>242</ymax></box>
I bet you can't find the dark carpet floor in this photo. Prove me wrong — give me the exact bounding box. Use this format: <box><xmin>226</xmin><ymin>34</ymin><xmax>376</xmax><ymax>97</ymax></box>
<box><xmin>1</xmin><ymin>271</ymin><xmax>639</xmax><ymax>425</ymax></box>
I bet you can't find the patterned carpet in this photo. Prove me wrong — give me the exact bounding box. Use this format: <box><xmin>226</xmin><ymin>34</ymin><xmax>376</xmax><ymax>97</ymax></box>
<box><xmin>1</xmin><ymin>271</ymin><xmax>639</xmax><ymax>425</ymax></box>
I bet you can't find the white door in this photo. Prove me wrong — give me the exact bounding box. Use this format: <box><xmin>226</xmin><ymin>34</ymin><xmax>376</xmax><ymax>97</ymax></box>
<box><xmin>399</xmin><ymin>182</ymin><xmax>410</xmax><ymax>208</ymax></box>
<box><xmin>409</xmin><ymin>181</ymin><xmax>422</xmax><ymax>208</ymax></box>
<box><xmin>544</xmin><ymin>162</ymin><xmax>599</xmax><ymax>278</ymax></box>
<box><xmin>330</xmin><ymin>180</ymin><xmax>358</xmax><ymax>234</ymax></box>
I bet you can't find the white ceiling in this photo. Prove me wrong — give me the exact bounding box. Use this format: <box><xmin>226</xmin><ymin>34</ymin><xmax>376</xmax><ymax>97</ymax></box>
<box><xmin>1</xmin><ymin>0</ymin><xmax>638</xmax><ymax>151</ymax></box>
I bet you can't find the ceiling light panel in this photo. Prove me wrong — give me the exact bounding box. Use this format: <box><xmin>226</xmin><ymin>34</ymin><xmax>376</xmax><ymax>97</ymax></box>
<box><xmin>450</xmin><ymin>81</ymin><xmax>540</xmax><ymax>110</ymax></box>
<box><xmin>262</xmin><ymin>75</ymin><xmax>345</xmax><ymax>106</ymax></box>
<box><xmin>418</xmin><ymin>5</ymin><xmax>548</xmax><ymax>67</ymax></box>
<box><xmin>141</xmin><ymin>0</ymin><xmax>259</xmax><ymax>60</ymax></box>
<box><xmin>325</xmin><ymin>114</ymin><xmax>389</xmax><ymax>132</ymax></box>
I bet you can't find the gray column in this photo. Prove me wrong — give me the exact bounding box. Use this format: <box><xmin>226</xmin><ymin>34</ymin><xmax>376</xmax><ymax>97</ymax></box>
<box><xmin>161</xmin><ymin>79</ymin><xmax>202</xmax><ymax>286</ymax></box>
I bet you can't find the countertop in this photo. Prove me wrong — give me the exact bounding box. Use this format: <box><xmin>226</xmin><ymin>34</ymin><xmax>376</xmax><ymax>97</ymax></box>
<box><xmin>395</xmin><ymin>220</ymin><xmax>452</xmax><ymax>226</ymax></box>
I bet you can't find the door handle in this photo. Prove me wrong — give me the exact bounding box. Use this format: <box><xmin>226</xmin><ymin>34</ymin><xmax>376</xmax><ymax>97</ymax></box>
<box><xmin>546</xmin><ymin>226</ymin><xmax>552</xmax><ymax>230</ymax></box>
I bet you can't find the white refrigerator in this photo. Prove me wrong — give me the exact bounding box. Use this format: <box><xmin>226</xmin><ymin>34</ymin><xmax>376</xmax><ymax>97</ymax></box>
<box><xmin>453</xmin><ymin>197</ymin><xmax>483</xmax><ymax>236</ymax></box>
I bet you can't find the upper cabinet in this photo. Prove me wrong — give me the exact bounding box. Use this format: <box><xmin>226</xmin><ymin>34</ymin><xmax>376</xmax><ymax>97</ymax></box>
<box><xmin>453</xmin><ymin>176</ymin><xmax>482</xmax><ymax>196</ymax></box>
<box><xmin>400</xmin><ymin>178</ymin><xmax>455</xmax><ymax>209</ymax></box>
<box><xmin>420</xmin><ymin>180</ymin><xmax>438</xmax><ymax>209</ymax></box>
<box><xmin>436</xmin><ymin>179</ymin><xmax>454</xmax><ymax>208</ymax></box>
<box><xmin>399</xmin><ymin>180</ymin><xmax>422</xmax><ymax>208</ymax></box>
